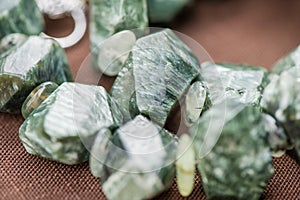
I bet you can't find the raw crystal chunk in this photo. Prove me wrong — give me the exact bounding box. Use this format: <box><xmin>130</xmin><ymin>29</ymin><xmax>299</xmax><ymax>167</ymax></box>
<box><xmin>147</xmin><ymin>0</ymin><xmax>192</xmax><ymax>23</ymax></box>
<box><xmin>21</xmin><ymin>82</ymin><xmax>58</xmax><ymax>119</ymax></box>
<box><xmin>272</xmin><ymin>45</ymin><xmax>300</xmax><ymax>74</ymax></box>
<box><xmin>90</xmin><ymin>0</ymin><xmax>148</xmax><ymax>72</ymax></box>
<box><xmin>190</xmin><ymin>100</ymin><xmax>274</xmax><ymax>200</ymax></box>
<box><xmin>0</xmin><ymin>34</ymin><xmax>73</xmax><ymax>113</ymax></box>
<box><xmin>90</xmin><ymin>115</ymin><xmax>177</xmax><ymax>200</ymax></box>
<box><xmin>184</xmin><ymin>81</ymin><xmax>210</xmax><ymax>126</ymax></box>
<box><xmin>0</xmin><ymin>0</ymin><xmax>44</xmax><ymax>39</ymax></box>
<box><xmin>123</xmin><ymin>29</ymin><xmax>200</xmax><ymax>125</ymax></box>
<box><xmin>19</xmin><ymin>83</ymin><xmax>123</xmax><ymax>165</ymax></box>
<box><xmin>261</xmin><ymin>67</ymin><xmax>300</xmax><ymax>163</ymax></box>
<box><xmin>201</xmin><ymin>62</ymin><xmax>268</xmax><ymax>106</ymax></box>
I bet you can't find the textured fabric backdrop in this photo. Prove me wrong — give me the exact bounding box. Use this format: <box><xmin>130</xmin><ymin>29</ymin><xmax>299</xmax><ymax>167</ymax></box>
<box><xmin>1</xmin><ymin>0</ymin><xmax>300</xmax><ymax>199</ymax></box>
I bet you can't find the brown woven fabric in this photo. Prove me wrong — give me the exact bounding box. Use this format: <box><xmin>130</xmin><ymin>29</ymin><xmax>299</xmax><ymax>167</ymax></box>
<box><xmin>1</xmin><ymin>0</ymin><xmax>300</xmax><ymax>199</ymax></box>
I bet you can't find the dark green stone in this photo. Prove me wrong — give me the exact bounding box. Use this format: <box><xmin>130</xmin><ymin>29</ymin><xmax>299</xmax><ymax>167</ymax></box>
<box><xmin>190</xmin><ymin>100</ymin><xmax>274</xmax><ymax>200</ymax></box>
<box><xmin>147</xmin><ymin>0</ymin><xmax>192</xmax><ymax>23</ymax></box>
<box><xmin>201</xmin><ymin>62</ymin><xmax>268</xmax><ymax>106</ymax></box>
<box><xmin>261</xmin><ymin>67</ymin><xmax>300</xmax><ymax>163</ymax></box>
<box><xmin>272</xmin><ymin>45</ymin><xmax>300</xmax><ymax>74</ymax></box>
<box><xmin>90</xmin><ymin>115</ymin><xmax>178</xmax><ymax>200</ymax></box>
<box><xmin>0</xmin><ymin>0</ymin><xmax>44</xmax><ymax>39</ymax></box>
<box><xmin>0</xmin><ymin>34</ymin><xmax>73</xmax><ymax>113</ymax></box>
<box><xmin>19</xmin><ymin>83</ymin><xmax>123</xmax><ymax>165</ymax></box>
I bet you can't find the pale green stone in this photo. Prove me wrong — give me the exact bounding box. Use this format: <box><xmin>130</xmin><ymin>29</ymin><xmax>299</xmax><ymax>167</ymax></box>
<box><xmin>19</xmin><ymin>83</ymin><xmax>123</xmax><ymax>165</ymax></box>
<box><xmin>272</xmin><ymin>45</ymin><xmax>300</xmax><ymax>74</ymax></box>
<box><xmin>190</xmin><ymin>100</ymin><xmax>274</xmax><ymax>200</ymax></box>
<box><xmin>90</xmin><ymin>0</ymin><xmax>148</xmax><ymax>73</ymax></box>
<box><xmin>0</xmin><ymin>34</ymin><xmax>73</xmax><ymax>113</ymax></box>
<box><xmin>21</xmin><ymin>82</ymin><xmax>58</xmax><ymax>119</ymax></box>
<box><xmin>147</xmin><ymin>0</ymin><xmax>192</xmax><ymax>23</ymax></box>
<box><xmin>261</xmin><ymin>67</ymin><xmax>300</xmax><ymax>163</ymax></box>
<box><xmin>201</xmin><ymin>62</ymin><xmax>268</xmax><ymax>106</ymax></box>
<box><xmin>90</xmin><ymin>115</ymin><xmax>177</xmax><ymax>200</ymax></box>
<box><xmin>184</xmin><ymin>81</ymin><xmax>210</xmax><ymax>127</ymax></box>
<box><xmin>0</xmin><ymin>0</ymin><xmax>44</xmax><ymax>39</ymax></box>
<box><xmin>96</xmin><ymin>30</ymin><xmax>136</xmax><ymax>76</ymax></box>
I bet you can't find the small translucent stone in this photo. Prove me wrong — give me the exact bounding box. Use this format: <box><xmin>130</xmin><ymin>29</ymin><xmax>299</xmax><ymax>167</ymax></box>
<box><xmin>176</xmin><ymin>134</ymin><xmax>195</xmax><ymax>197</ymax></box>
<box><xmin>184</xmin><ymin>81</ymin><xmax>207</xmax><ymax>126</ymax></box>
<box><xmin>97</xmin><ymin>30</ymin><xmax>136</xmax><ymax>76</ymax></box>
<box><xmin>21</xmin><ymin>82</ymin><xmax>58</xmax><ymax>119</ymax></box>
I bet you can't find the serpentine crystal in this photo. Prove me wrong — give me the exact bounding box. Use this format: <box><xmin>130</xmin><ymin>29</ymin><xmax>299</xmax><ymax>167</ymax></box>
<box><xmin>90</xmin><ymin>0</ymin><xmax>148</xmax><ymax>73</ymax></box>
<box><xmin>90</xmin><ymin>115</ymin><xmax>177</xmax><ymax>200</ymax></box>
<box><xmin>190</xmin><ymin>100</ymin><xmax>274</xmax><ymax>200</ymax></box>
<box><xmin>200</xmin><ymin>62</ymin><xmax>268</xmax><ymax>106</ymax></box>
<box><xmin>111</xmin><ymin>29</ymin><xmax>200</xmax><ymax>125</ymax></box>
<box><xmin>0</xmin><ymin>0</ymin><xmax>44</xmax><ymax>39</ymax></box>
<box><xmin>0</xmin><ymin>34</ymin><xmax>73</xmax><ymax>113</ymax></box>
<box><xmin>19</xmin><ymin>82</ymin><xmax>123</xmax><ymax>165</ymax></box>
<box><xmin>272</xmin><ymin>45</ymin><xmax>300</xmax><ymax>74</ymax></box>
<box><xmin>261</xmin><ymin>67</ymin><xmax>300</xmax><ymax>163</ymax></box>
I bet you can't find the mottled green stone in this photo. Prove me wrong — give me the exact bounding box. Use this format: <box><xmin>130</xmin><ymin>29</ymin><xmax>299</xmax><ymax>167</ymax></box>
<box><xmin>19</xmin><ymin>83</ymin><xmax>123</xmax><ymax>165</ymax></box>
<box><xmin>147</xmin><ymin>0</ymin><xmax>192</xmax><ymax>23</ymax></box>
<box><xmin>0</xmin><ymin>34</ymin><xmax>73</xmax><ymax>113</ymax></box>
<box><xmin>261</xmin><ymin>67</ymin><xmax>300</xmax><ymax>163</ymax></box>
<box><xmin>90</xmin><ymin>0</ymin><xmax>148</xmax><ymax>73</ymax></box>
<box><xmin>0</xmin><ymin>0</ymin><xmax>44</xmax><ymax>39</ymax></box>
<box><xmin>190</xmin><ymin>100</ymin><xmax>274</xmax><ymax>200</ymax></box>
<box><xmin>21</xmin><ymin>82</ymin><xmax>58</xmax><ymax>119</ymax></box>
<box><xmin>272</xmin><ymin>45</ymin><xmax>300</xmax><ymax>74</ymax></box>
<box><xmin>201</xmin><ymin>62</ymin><xmax>268</xmax><ymax>106</ymax></box>
<box><xmin>90</xmin><ymin>115</ymin><xmax>177</xmax><ymax>200</ymax></box>
<box><xmin>134</xmin><ymin>29</ymin><xmax>200</xmax><ymax>125</ymax></box>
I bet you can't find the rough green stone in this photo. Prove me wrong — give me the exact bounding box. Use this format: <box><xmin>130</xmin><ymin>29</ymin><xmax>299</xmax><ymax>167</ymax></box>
<box><xmin>190</xmin><ymin>100</ymin><xmax>274</xmax><ymax>200</ymax></box>
<box><xmin>21</xmin><ymin>81</ymin><xmax>58</xmax><ymax>119</ymax></box>
<box><xmin>272</xmin><ymin>45</ymin><xmax>300</xmax><ymax>74</ymax></box>
<box><xmin>184</xmin><ymin>81</ymin><xmax>210</xmax><ymax>127</ymax></box>
<box><xmin>261</xmin><ymin>67</ymin><xmax>300</xmax><ymax>163</ymax></box>
<box><xmin>0</xmin><ymin>34</ymin><xmax>73</xmax><ymax>113</ymax></box>
<box><xmin>147</xmin><ymin>0</ymin><xmax>192</xmax><ymax>23</ymax></box>
<box><xmin>90</xmin><ymin>0</ymin><xmax>148</xmax><ymax>72</ymax></box>
<box><xmin>201</xmin><ymin>62</ymin><xmax>268</xmax><ymax>106</ymax></box>
<box><xmin>133</xmin><ymin>29</ymin><xmax>200</xmax><ymax>125</ymax></box>
<box><xmin>90</xmin><ymin>115</ymin><xmax>177</xmax><ymax>200</ymax></box>
<box><xmin>19</xmin><ymin>82</ymin><xmax>123</xmax><ymax>165</ymax></box>
<box><xmin>0</xmin><ymin>0</ymin><xmax>44</xmax><ymax>39</ymax></box>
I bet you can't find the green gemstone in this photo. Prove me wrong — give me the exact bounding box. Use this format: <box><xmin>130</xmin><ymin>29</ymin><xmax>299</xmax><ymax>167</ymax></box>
<box><xmin>90</xmin><ymin>115</ymin><xmax>177</xmax><ymax>200</ymax></box>
<box><xmin>19</xmin><ymin>83</ymin><xmax>123</xmax><ymax>165</ymax></box>
<box><xmin>96</xmin><ymin>30</ymin><xmax>136</xmax><ymax>76</ymax></box>
<box><xmin>90</xmin><ymin>0</ymin><xmax>148</xmax><ymax>72</ymax></box>
<box><xmin>184</xmin><ymin>81</ymin><xmax>210</xmax><ymax>126</ymax></box>
<box><xmin>190</xmin><ymin>100</ymin><xmax>274</xmax><ymax>200</ymax></box>
<box><xmin>0</xmin><ymin>34</ymin><xmax>73</xmax><ymax>113</ymax></box>
<box><xmin>0</xmin><ymin>0</ymin><xmax>44</xmax><ymax>39</ymax></box>
<box><xmin>201</xmin><ymin>62</ymin><xmax>268</xmax><ymax>106</ymax></box>
<box><xmin>21</xmin><ymin>81</ymin><xmax>58</xmax><ymax>119</ymax></box>
<box><xmin>272</xmin><ymin>45</ymin><xmax>300</xmax><ymax>74</ymax></box>
<box><xmin>147</xmin><ymin>0</ymin><xmax>192</xmax><ymax>23</ymax></box>
<box><xmin>111</xmin><ymin>29</ymin><xmax>200</xmax><ymax>126</ymax></box>
<box><xmin>261</xmin><ymin>67</ymin><xmax>300</xmax><ymax>163</ymax></box>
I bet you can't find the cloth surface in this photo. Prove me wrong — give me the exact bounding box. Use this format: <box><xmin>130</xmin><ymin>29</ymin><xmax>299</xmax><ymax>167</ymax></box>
<box><xmin>1</xmin><ymin>0</ymin><xmax>300</xmax><ymax>199</ymax></box>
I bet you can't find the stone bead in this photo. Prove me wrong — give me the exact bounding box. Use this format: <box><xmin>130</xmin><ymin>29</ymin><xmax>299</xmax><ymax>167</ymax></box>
<box><xmin>21</xmin><ymin>82</ymin><xmax>58</xmax><ymax>119</ymax></box>
<box><xmin>0</xmin><ymin>34</ymin><xmax>73</xmax><ymax>113</ymax></box>
<box><xmin>190</xmin><ymin>100</ymin><xmax>274</xmax><ymax>200</ymax></box>
<box><xmin>0</xmin><ymin>0</ymin><xmax>44</xmax><ymax>39</ymax></box>
<box><xmin>19</xmin><ymin>83</ymin><xmax>123</xmax><ymax>165</ymax></box>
